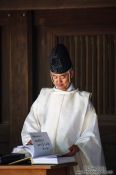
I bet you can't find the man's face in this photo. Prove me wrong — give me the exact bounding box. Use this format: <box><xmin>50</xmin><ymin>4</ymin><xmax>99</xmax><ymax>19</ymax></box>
<box><xmin>50</xmin><ymin>70</ymin><xmax>73</xmax><ymax>91</ymax></box>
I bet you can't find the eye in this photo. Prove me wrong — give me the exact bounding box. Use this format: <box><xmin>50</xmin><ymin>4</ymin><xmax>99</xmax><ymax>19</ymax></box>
<box><xmin>60</xmin><ymin>75</ymin><xmax>65</xmax><ymax>79</ymax></box>
<box><xmin>52</xmin><ymin>75</ymin><xmax>57</xmax><ymax>80</ymax></box>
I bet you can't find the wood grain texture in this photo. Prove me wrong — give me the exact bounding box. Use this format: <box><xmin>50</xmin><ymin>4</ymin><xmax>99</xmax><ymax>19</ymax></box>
<box><xmin>0</xmin><ymin>0</ymin><xmax>116</xmax><ymax>10</ymax></box>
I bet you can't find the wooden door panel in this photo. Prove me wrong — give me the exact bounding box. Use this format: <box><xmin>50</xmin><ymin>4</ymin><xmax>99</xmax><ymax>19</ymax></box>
<box><xmin>0</xmin><ymin>11</ymin><xmax>31</xmax><ymax>154</ymax></box>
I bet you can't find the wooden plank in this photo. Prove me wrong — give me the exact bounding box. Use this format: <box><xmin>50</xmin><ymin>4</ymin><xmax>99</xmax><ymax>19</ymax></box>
<box><xmin>34</xmin><ymin>7</ymin><xmax>116</xmax><ymax>27</ymax></box>
<box><xmin>0</xmin><ymin>163</ymin><xmax>77</xmax><ymax>175</ymax></box>
<box><xmin>0</xmin><ymin>0</ymin><xmax>116</xmax><ymax>10</ymax></box>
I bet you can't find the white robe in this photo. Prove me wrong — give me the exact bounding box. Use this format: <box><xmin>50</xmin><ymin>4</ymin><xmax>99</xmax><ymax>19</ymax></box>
<box><xmin>21</xmin><ymin>87</ymin><xmax>106</xmax><ymax>174</ymax></box>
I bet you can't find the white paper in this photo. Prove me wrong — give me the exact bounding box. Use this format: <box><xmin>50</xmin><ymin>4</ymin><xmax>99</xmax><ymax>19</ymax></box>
<box><xmin>30</xmin><ymin>132</ymin><xmax>53</xmax><ymax>157</ymax></box>
<box><xmin>32</xmin><ymin>155</ymin><xmax>76</xmax><ymax>164</ymax></box>
<box><xmin>12</xmin><ymin>145</ymin><xmax>34</xmax><ymax>157</ymax></box>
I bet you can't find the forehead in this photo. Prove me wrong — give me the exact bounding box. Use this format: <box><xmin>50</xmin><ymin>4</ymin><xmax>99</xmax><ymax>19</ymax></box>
<box><xmin>50</xmin><ymin>71</ymin><xmax>69</xmax><ymax>76</ymax></box>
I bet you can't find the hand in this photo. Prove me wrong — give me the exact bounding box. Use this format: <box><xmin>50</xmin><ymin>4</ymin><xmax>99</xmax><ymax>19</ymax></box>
<box><xmin>27</xmin><ymin>140</ymin><xmax>33</xmax><ymax>145</ymax></box>
<box><xmin>64</xmin><ymin>145</ymin><xmax>79</xmax><ymax>156</ymax></box>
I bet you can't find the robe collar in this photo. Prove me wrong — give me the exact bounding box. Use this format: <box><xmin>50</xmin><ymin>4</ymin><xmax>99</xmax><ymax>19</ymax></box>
<box><xmin>53</xmin><ymin>83</ymin><xmax>76</xmax><ymax>92</ymax></box>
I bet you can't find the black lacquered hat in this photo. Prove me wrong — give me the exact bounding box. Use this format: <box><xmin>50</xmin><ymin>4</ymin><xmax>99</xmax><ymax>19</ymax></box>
<box><xmin>49</xmin><ymin>44</ymin><xmax>72</xmax><ymax>73</ymax></box>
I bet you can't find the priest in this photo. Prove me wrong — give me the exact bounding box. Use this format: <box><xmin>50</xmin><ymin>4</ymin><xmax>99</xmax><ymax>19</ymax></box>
<box><xmin>21</xmin><ymin>44</ymin><xmax>106</xmax><ymax>174</ymax></box>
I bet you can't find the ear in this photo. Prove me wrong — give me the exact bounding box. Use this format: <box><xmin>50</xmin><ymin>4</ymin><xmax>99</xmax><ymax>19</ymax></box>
<box><xmin>70</xmin><ymin>70</ymin><xmax>74</xmax><ymax>78</ymax></box>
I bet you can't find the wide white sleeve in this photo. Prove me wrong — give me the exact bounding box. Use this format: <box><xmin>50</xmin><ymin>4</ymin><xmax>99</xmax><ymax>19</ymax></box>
<box><xmin>75</xmin><ymin>101</ymin><xmax>106</xmax><ymax>169</ymax></box>
<box><xmin>21</xmin><ymin>99</ymin><xmax>41</xmax><ymax>145</ymax></box>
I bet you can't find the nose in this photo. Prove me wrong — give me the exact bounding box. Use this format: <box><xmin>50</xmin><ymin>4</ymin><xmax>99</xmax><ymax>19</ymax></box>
<box><xmin>56</xmin><ymin>77</ymin><xmax>63</xmax><ymax>84</ymax></box>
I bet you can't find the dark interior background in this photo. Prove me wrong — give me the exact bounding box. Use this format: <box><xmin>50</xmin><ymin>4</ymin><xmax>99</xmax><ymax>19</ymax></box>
<box><xmin>0</xmin><ymin>0</ymin><xmax>116</xmax><ymax>173</ymax></box>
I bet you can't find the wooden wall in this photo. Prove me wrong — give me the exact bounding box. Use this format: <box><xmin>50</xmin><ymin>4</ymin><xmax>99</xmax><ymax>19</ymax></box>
<box><xmin>0</xmin><ymin>6</ymin><xmax>116</xmax><ymax>173</ymax></box>
<box><xmin>0</xmin><ymin>11</ymin><xmax>32</xmax><ymax>152</ymax></box>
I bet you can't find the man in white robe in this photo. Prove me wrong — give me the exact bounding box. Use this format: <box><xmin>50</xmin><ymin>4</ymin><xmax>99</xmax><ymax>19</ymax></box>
<box><xmin>21</xmin><ymin>44</ymin><xmax>106</xmax><ymax>174</ymax></box>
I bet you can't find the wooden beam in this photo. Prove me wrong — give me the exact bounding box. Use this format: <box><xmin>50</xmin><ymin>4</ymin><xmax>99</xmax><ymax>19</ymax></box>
<box><xmin>0</xmin><ymin>0</ymin><xmax>116</xmax><ymax>10</ymax></box>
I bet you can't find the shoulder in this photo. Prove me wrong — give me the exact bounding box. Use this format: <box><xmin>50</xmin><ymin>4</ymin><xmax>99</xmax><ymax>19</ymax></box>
<box><xmin>31</xmin><ymin>88</ymin><xmax>53</xmax><ymax>107</ymax></box>
<box><xmin>79</xmin><ymin>91</ymin><xmax>96</xmax><ymax>112</ymax></box>
<box><xmin>33</xmin><ymin>88</ymin><xmax>52</xmax><ymax>104</ymax></box>
<box><xmin>77</xmin><ymin>90</ymin><xmax>91</xmax><ymax>99</ymax></box>
<box><xmin>77</xmin><ymin>90</ymin><xmax>97</xmax><ymax>114</ymax></box>
<box><xmin>39</xmin><ymin>88</ymin><xmax>53</xmax><ymax>95</ymax></box>
<box><xmin>34</xmin><ymin>88</ymin><xmax>53</xmax><ymax>101</ymax></box>
<box><xmin>36</xmin><ymin>88</ymin><xmax>53</xmax><ymax>103</ymax></box>
<box><xmin>77</xmin><ymin>90</ymin><xmax>94</xmax><ymax>108</ymax></box>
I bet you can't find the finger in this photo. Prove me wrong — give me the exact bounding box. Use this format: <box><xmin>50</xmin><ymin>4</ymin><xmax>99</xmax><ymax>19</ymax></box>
<box><xmin>64</xmin><ymin>149</ymin><xmax>76</xmax><ymax>156</ymax></box>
